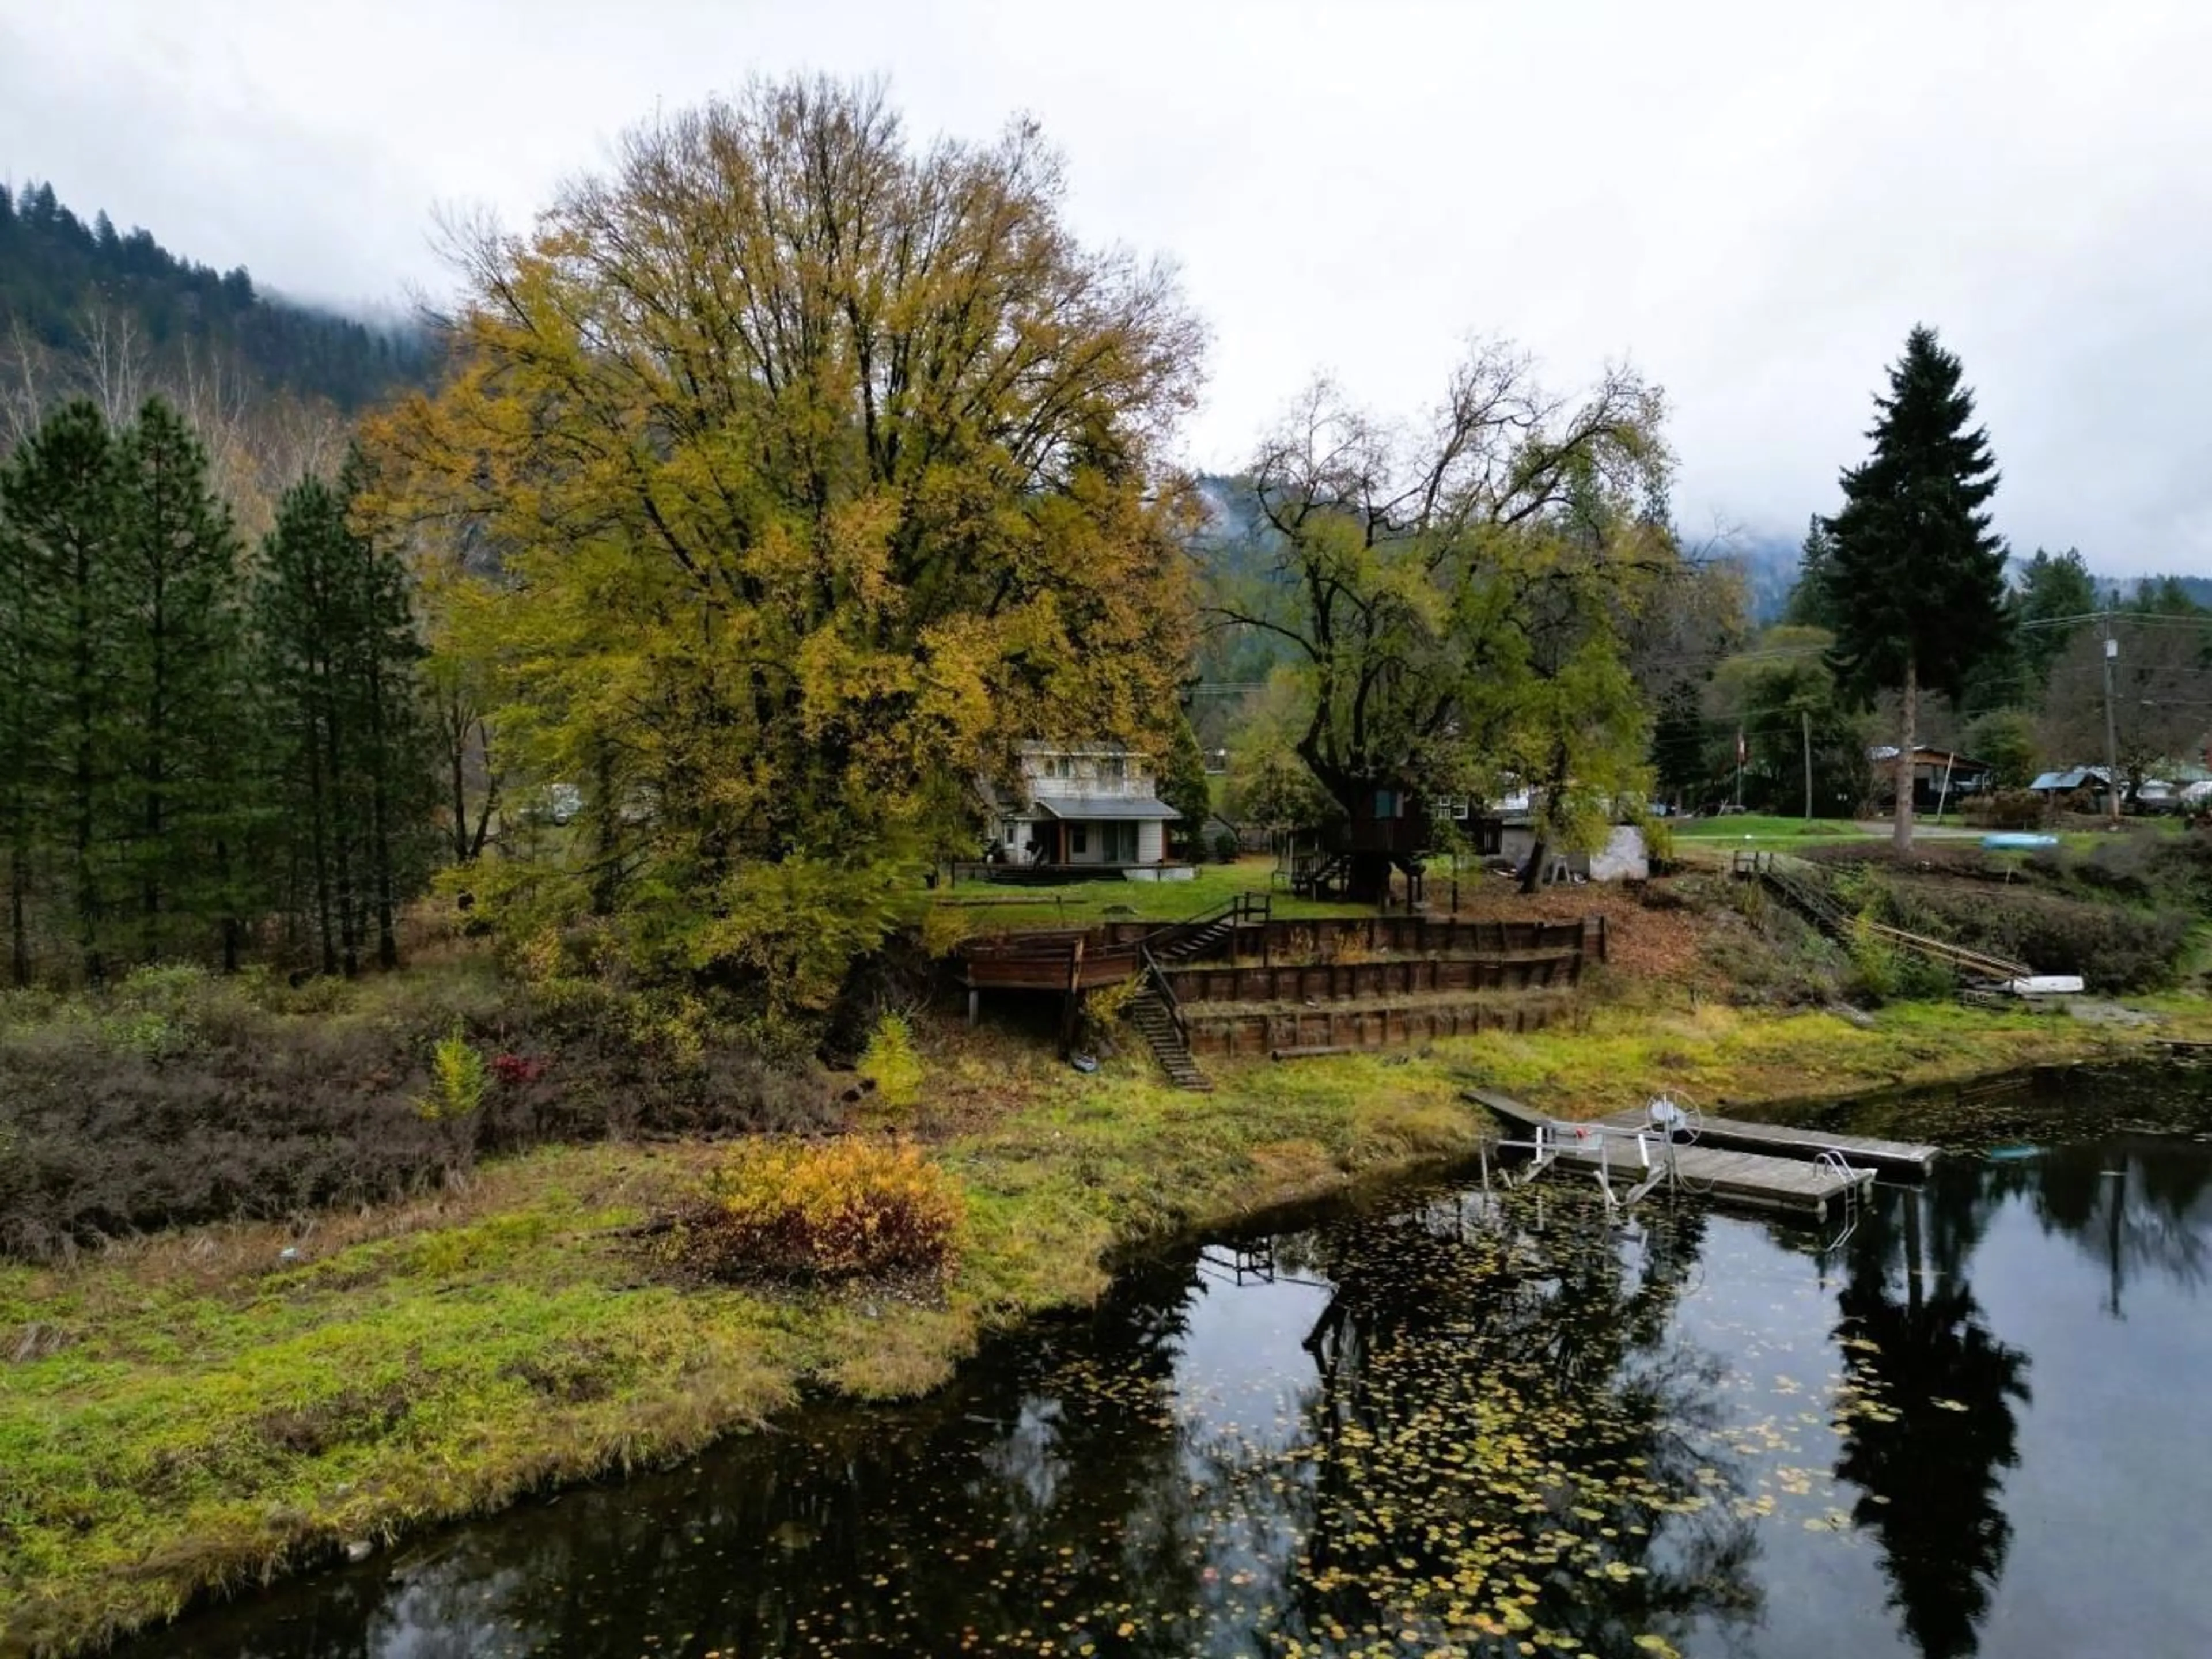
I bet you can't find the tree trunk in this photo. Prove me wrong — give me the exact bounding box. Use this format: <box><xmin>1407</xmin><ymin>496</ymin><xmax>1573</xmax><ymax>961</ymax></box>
<box><xmin>305</xmin><ymin>698</ymin><xmax>336</xmax><ymax>978</ymax></box>
<box><xmin>366</xmin><ymin>662</ymin><xmax>399</xmax><ymax>972</ymax></box>
<box><xmin>1893</xmin><ymin>653</ymin><xmax>1917</xmax><ymax>854</ymax></box>
<box><xmin>468</xmin><ymin>720</ymin><xmax>498</xmax><ymax>860</ymax></box>
<box><xmin>214</xmin><ymin>835</ymin><xmax>240</xmax><ymax>975</ymax></box>
<box><xmin>1521</xmin><ymin>741</ymin><xmax>1572</xmax><ymax>893</ymax></box>
<box><xmin>448</xmin><ymin>707</ymin><xmax>470</xmax><ymax>865</ymax></box>
<box><xmin>73</xmin><ymin>559</ymin><xmax>101</xmax><ymax>988</ymax></box>
<box><xmin>9</xmin><ymin>844</ymin><xmax>27</xmax><ymax>988</ymax></box>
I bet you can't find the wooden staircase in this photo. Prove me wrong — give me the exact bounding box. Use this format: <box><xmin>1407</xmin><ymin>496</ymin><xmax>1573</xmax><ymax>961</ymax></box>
<box><xmin>1129</xmin><ymin>988</ymin><xmax>1211</xmax><ymax>1091</ymax></box>
<box><xmin>1734</xmin><ymin>851</ymin><xmax>2031</xmax><ymax>982</ymax></box>
<box><xmin>1291</xmin><ymin>849</ymin><xmax>1352</xmax><ymax>900</ymax></box>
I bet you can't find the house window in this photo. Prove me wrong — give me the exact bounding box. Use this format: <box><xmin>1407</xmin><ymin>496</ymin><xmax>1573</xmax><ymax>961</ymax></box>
<box><xmin>1072</xmin><ymin>825</ymin><xmax>1088</xmax><ymax>855</ymax></box>
<box><xmin>1101</xmin><ymin>755</ymin><xmax>1126</xmax><ymax>783</ymax></box>
<box><xmin>1052</xmin><ymin>756</ymin><xmax>1073</xmax><ymax>779</ymax></box>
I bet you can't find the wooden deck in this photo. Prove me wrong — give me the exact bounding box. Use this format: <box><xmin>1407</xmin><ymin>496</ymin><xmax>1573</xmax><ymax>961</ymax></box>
<box><xmin>1466</xmin><ymin>1089</ymin><xmax>1886</xmax><ymax>1219</ymax></box>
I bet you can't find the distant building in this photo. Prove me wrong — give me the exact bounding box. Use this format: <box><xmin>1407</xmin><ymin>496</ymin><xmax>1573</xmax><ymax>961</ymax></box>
<box><xmin>1868</xmin><ymin>746</ymin><xmax>1993</xmax><ymax>812</ymax></box>
<box><xmin>987</xmin><ymin>742</ymin><xmax>1180</xmax><ymax>870</ymax></box>
<box><xmin>2027</xmin><ymin>766</ymin><xmax>2111</xmax><ymax>798</ymax></box>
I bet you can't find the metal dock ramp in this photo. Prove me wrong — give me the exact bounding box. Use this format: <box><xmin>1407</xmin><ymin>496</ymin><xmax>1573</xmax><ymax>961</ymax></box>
<box><xmin>1465</xmin><ymin>1089</ymin><xmax>1902</xmax><ymax>1221</ymax></box>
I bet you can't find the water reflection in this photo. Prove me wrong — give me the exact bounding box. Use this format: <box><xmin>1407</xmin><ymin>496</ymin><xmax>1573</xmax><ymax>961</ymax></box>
<box><xmin>2029</xmin><ymin>1139</ymin><xmax>2212</xmax><ymax>1316</ymax></box>
<box><xmin>128</xmin><ymin>1065</ymin><xmax>2212</xmax><ymax>1659</ymax></box>
<box><xmin>1831</xmin><ymin>1175</ymin><xmax>2031</xmax><ymax>1659</ymax></box>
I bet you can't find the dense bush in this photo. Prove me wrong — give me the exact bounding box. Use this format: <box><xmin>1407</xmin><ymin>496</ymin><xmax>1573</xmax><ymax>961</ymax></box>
<box><xmin>1963</xmin><ymin>789</ymin><xmax>2048</xmax><ymax>830</ymax></box>
<box><xmin>1880</xmin><ymin>878</ymin><xmax>2190</xmax><ymax>993</ymax></box>
<box><xmin>660</xmin><ymin>1138</ymin><xmax>962</xmax><ymax>1282</ymax></box>
<box><xmin>1841</xmin><ymin>918</ymin><xmax>1957</xmax><ymax>1006</ymax></box>
<box><xmin>857</xmin><ymin>1012</ymin><xmax>924</xmax><ymax>1112</ymax></box>
<box><xmin>0</xmin><ymin>961</ymin><xmax>840</xmax><ymax>1260</ymax></box>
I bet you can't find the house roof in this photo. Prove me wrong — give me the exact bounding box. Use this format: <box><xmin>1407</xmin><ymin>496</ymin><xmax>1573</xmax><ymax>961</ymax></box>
<box><xmin>1031</xmin><ymin>795</ymin><xmax>1180</xmax><ymax>821</ymax></box>
<box><xmin>1868</xmin><ymin>745</ymin><xmax>1991</xmax><ymax>771</ymax></box>
<box><xmin>1014</xmin><ymin>739</ymin><xmax>1143</xmax><ymax>757</ymax></box>
<box><xmin>2028</xmin><ymin>767</ymin><xmax>2110</xmax><ymax>791</ymax></box>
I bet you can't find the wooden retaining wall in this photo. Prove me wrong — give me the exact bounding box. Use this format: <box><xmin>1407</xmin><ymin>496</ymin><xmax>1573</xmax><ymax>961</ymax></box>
<box><xmin>964</xmin><ymin>913</ymin><xmax>1604</xmax><ymax>995</ymax></box>
<box><xmin>1186</xmin><ymin>997</ymin><xmax>1564</xmax><ymax>1058</ymax></box>
<box><xmin>1162</xmin><ymin>950</ymin><xmax>1580</xmax><ymax>1005</ymax></box>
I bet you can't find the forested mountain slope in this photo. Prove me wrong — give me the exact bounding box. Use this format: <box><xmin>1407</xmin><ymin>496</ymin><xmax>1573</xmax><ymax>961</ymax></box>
<box><xmin>0</xmin><ymin>179</ymin><xmax>430</xmax><ymax>412</ymax></box>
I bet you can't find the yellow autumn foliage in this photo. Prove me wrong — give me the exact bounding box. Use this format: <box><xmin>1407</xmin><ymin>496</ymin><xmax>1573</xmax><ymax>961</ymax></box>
<box><xmin>664</xmin><ymin>1137</ymin><xmax>962</xmax><ymax>1282</ymax></box>
<box><xmin>361</xmin><ymin>78</ymin><xmax>1202</xmax><ymax>1022</ymax></box>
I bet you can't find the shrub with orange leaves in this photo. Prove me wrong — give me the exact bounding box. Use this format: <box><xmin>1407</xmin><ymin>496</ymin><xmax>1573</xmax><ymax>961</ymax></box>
<box><xmin>662</xmin><ymin>1137</ymin><xmax>962</xmax><ymax>1282</ymax></box>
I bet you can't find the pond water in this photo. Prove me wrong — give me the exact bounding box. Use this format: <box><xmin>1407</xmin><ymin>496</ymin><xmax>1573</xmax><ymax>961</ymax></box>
<box><xmin>131</xmin><ymin>1064</ymin><xmax>2212</xmax><ymax>1659</ymax></box>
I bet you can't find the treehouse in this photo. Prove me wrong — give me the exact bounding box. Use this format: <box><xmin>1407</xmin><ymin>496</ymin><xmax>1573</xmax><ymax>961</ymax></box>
<box><xmin>1291</xmin><ymin>785</ymin><xmax>1433</xmax><ymax>905</ymax></box>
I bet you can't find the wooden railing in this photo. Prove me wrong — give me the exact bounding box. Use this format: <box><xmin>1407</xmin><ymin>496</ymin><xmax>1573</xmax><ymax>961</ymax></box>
<box><xmin>1734</xmin><ymin>850</ymin><xmax>2031</xmax><ymax>981</ymax></box>
<box><xmin>1137</xmin><ymin>891</ymin><xmax>1270</xmax><ymax>957</ymax></box>
<box><xmin>1138</xmin><ymin>941</ymin><xmax>1190</xmax><ymax>1052</ymax></box>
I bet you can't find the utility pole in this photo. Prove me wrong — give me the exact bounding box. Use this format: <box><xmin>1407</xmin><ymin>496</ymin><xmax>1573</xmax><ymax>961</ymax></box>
<box><xmin>2103</xmin><ymin>629</ymin><xmax>2122</xmax><ymax>825</ymax></box>
<box><xmin>1802</xmin><ymin>707</ymin><xmax>1814</xmax><ymax>822</ymax></box>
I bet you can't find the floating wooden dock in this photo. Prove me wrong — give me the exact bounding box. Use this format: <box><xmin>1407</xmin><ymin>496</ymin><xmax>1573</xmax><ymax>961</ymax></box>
<box><xmin>1588</xmin><ymin>1106</ymin><xmax>1937</xmax><ymax>1177</ymax></box>
<box><xmin>1465</xmin><ymin>1089</ymin><xmax>1903</xmax><ymax>1220</ymax></box>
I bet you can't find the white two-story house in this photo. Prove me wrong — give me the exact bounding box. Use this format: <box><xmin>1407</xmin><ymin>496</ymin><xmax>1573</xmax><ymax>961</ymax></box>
<box><xmin>988</xmin><ymin>741</ymin><xmax>1182</xmax><ymax>873</ymax></box>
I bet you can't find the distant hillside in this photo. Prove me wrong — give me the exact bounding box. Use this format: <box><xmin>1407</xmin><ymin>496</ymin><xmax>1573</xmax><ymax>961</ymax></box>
<box><xmin>1188</xmin><ymin>474</ymin><xmax>1298</xmax><ymax>685</ymax></box>
<box><xmin>1726</xmin><ymin>522</ymin><xmax>2212</xmax><ymax>624</ymax></box>
<box><xmin>0</xmin><ymin>180</ymin><xmax>431</xmax><ymax>411</ymax></box>
<box><xmin>1723</xmin><ymin>533</ymin><xmax>1802</xmax><ymax>624</ymax></box>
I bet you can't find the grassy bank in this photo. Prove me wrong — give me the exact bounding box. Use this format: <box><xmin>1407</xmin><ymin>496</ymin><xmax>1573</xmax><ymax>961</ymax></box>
<box><xmin>0</xmin><ymin>993</ymin><xmax>2192</xmax><ymax>1654</ymax></box>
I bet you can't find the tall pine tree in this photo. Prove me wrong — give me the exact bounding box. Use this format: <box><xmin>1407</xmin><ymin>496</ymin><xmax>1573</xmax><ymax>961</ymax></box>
<box><xmin>256</xmin><ymin>455</ymin><xmax>430</xmax><ymax>975</ymax></box>
<box><xmin>1826</xmin><ymin>327</ymin><xmax>2008</xmax><ymax>850</ymax></box>
<box><xmin>0</xmin><ymin>400</ymin><xmax>126</xmax><ymax>982</ymax></box>
<box><xmin>1783</xmin><ymin>514</ymin><xmax>1840</xmax><ymax>628</ymax></box>
<box><xmin>111</xmin><ymin>397</ymin><xmax>254</xmax><ymax>963</ymax></box>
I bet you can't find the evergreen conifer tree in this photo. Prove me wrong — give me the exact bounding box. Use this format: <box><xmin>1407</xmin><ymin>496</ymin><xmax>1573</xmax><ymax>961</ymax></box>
<box><xmin>1826</xmin><ymin>327</ymin><xmax>2008</xmax><ymax>850</ymax></box>
<box><xmin>256</xmin><ymin>455</ymin><xmax>430</xmax><ymax>976</ymax></box>
<box><xmin>1783</xmin><ymin>514</ymin><xmax>1840</xmax><ymax>628</ymax></box>
<box><xmin>1156</xmin><ymin>711</ymin><xmax>1213</xmax><ymax>861</ymax></box>
<box><xmin>111</xmin><ymin>397</ymin><xmax>253</xmax><ymax>961</ymax></box>
<box><xmin>0</xmin><ymin>399</ymin><xmax>126</xmax><ymax>981</ymax></box>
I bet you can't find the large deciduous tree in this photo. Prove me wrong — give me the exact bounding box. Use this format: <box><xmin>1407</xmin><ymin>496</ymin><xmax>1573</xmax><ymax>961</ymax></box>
<box><xmin>1708</xmin><ymin>626</ymin><xmax>1871</xmax><ymax>819</ymax></box>
<box><xmin>366</xmin><ymin>78</ymin><xmax>1199</xmax><ymax>1024</ymax></box>
<box><xmin>1211</xmin><ymin>345</ymin><xmax>1672</xmax><ymax>897</ymax></box>
<box><xmin>2037</xmin><ymin>615</ymin><xmax>2210</xmax><ymax>809</ymax></box>
<box><xmin>1825</xmin><ymin>326</ymin><xmax>2009</xmax><ymax>851</ymax></box>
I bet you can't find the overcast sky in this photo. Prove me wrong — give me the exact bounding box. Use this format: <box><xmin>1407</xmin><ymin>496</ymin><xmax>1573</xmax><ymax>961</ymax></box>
<box><xmin>6</xmin><ymin>0</ymin><xmax>2211</xmax><ymax>570</ymax></box>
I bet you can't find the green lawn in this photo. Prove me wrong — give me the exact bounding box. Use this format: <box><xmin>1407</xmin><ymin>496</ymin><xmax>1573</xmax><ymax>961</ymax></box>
<box><xmin>1669</xmin><ymin>815</ymin><xmax>1873</xmax><ymax>858</ymax></box>
<box><xmin>1671</xmin><ymin>814</ymin><xmax>1866</xmax><ymax>840</ymax></box>
<box><xmin>918</xmin><ymin>856</ymin><xmax>1373</xmax><ymax>933</ymax></box>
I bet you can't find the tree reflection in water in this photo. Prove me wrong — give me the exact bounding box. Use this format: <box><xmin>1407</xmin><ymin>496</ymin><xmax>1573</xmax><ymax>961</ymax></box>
<box><xmin>2028</xmin><ymin>1137</ymin><xmax>2210</xmax><ymax>1317</ymax></box>
<box><xmin>1831</xmin><ymin>1164</ymin><xmax>2029</xmax><ymax>1659</ymax></box>
<box><xmin>1278</xmin><ymin>1189</ymin><xmax>1763</xmax><ymax>1656</ymax></box>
